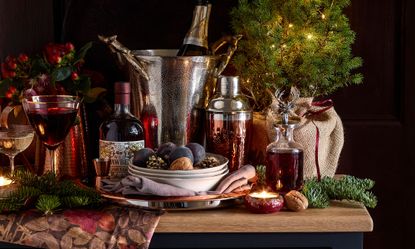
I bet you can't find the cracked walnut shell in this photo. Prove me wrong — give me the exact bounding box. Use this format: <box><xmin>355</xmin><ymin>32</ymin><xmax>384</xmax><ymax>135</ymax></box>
<box><xmin>284</xmin><ymin>190</ymin><xmax>309</xmax><ymax>212</ymax></box>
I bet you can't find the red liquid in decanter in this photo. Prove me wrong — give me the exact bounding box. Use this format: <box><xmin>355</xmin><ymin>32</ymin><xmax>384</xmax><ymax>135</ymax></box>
<box><xmin>266</xmin><ymin>150</ymin><xmax>304</xmax><ymax>194</ymax></box>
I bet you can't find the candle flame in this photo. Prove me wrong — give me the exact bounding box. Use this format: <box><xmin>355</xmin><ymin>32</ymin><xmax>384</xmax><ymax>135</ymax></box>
<box><xmin>249</xmin><ymin>191</ymin><xmax>278</xmax><ymax>198</ymax></box>
<box><xmin>0</xmin><ymin>176</ymin><xmax>12</xmax><ymax>187</ymax></box>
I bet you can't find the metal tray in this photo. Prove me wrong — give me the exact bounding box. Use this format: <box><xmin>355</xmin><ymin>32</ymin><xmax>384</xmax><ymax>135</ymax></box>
<box><xmin>95</xmin><ymin>177</ymin><xmax>247</xmax><ymax>211</ymax></box>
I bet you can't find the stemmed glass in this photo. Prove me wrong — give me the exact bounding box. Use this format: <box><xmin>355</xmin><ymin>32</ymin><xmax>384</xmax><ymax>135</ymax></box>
<box><xmin>22</xmin><ymin>95</ymin><xmax>80</xmax><ymax>176</ymax></box>
<box><xmin>0</xmin><ymin>125</ymin><xmax>34</xmax><ymax>173</ymax></box>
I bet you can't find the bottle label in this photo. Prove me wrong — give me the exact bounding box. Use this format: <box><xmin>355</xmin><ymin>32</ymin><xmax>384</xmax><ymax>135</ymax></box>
<box><xmin>99</xmin><ymin>140</ymin><xmax>145</xmax><ymax>178</ymax></box>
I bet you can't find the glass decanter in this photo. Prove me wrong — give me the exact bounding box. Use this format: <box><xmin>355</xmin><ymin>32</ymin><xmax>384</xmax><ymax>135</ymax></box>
<box><xmin>266</xmin><ymin>119</ymin><xmax>304</xmax><ymax>194</ymax></box>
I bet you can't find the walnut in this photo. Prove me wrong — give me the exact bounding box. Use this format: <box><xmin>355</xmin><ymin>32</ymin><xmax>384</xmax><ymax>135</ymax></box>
<box><xmin>169</xmin><ymin>157</ymin><xmax>193</xmax><ymax>170</ymax></box>
<box><xmin>284</xmin><ymin>190</ymin><xmax>309</xmax><ymax>212</ymax></box>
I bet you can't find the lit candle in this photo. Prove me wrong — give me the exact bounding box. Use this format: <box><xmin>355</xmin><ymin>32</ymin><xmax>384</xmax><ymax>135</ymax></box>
<box><xmin>248</xmin><ymin>190</ymin><xmax>279</xmax><ymax>199</ymax></box>
<box><xmin>244</xmin><ymin>190</ymin><xmax>284</xmax><ymax>214</ymax></box>
<box><xmin>0</xmin><ymin>176</ymin><xmax>12</xmax><ymax>187</ymax></box>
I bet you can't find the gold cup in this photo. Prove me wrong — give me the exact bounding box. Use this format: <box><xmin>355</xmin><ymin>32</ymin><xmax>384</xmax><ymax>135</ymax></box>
<box><xmin>93</xmin><ymin>158</ymin><xmax>110</xmax><ymax>177</ymax></box>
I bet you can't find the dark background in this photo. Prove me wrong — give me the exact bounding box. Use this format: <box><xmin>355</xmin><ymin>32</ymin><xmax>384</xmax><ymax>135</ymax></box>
<box><xmin>1</xmin><ymin>0</ymin><xmax>414</xmax><ymax>248</ymax></box>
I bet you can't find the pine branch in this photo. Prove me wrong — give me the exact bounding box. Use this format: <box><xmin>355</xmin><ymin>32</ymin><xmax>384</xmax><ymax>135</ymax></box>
<box><xmin>302</xmin><ymin>176</ymin><xmax>377</xmax><ymax>209</ymax></box>
<box><xmin>36</xmin><ymin>195</ymin><xmax>61</xmax><ymax>215</ymax></box>
<box><xmin>255</xmin><ymin>165</ymin><xmax>267</xmax><ymax>187</ymax></box>
<box><xmin>0</xmin><ymin>170</ymin><xmax>103</xmax><ymax>214</ymax></box>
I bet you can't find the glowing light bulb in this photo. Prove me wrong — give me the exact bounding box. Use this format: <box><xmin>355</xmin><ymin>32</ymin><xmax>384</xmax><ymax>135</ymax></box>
<box><xmin>288</xmin><ymin>23</ymin><xmax>294</xmax><ymax>28</ymax></box>
<box><xmin>321</xmin><ymin>14</ymin><xmax>326</xmax><ymax>19</ymax></box>
<box><xmin>307</xmin><ymin>34</ymin><xmax>313</xmax><ymax>40</ymax></box>
<box><xmin>282</xmin><ymin>44</ymin><xmax>287</xmax><ymax>48</ymax></box>
<box><xmin>270</xmin><ymin>44</ymin><xmax>276</xmax><ymax>49</ymax></box>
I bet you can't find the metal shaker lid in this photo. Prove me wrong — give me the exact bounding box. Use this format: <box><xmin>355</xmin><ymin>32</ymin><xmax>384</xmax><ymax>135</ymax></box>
<box><xmin>217</xmin><ymin>75</ymin><xmax>240</xmax><ymax>97</ymax></box>
<box><xmin>207</xmin><ymin>75</ymin><xmax>252</xmax><ymax>114</ymax></box>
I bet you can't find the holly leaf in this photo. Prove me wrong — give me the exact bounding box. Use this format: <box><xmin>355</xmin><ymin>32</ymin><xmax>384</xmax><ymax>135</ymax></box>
<box><xmin>78</xmin><ymin>42</ymin><xmax>93</xmax><ymax>60</ymax></box>
<box><xmin>51</xmin><ymin>66</ymin><xmax>72</xmax><ymax>82</ymax></box>
<box><xmin>79</xmin><ymin>76</ymin><xmax>91</xmax><ymax>93</ymax></box>
<box><xmin>31</xmin><ymin>56</ymin><xmax>49</xmax><ymax>73</ymax></box>
<box><xmin>83</xmin><ymin>87</ymin><xmax>106</xmax><ymax>103</ymax></box>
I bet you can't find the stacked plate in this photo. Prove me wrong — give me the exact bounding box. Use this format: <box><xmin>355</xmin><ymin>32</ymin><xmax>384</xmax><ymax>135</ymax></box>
<box><xmin>128</xmin><ymin>153</ymin><xmax>229</xmax><ymax>192</ymax></box>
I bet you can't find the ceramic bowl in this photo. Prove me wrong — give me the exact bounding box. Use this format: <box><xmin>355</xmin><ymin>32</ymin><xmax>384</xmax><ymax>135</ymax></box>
<box><xmin>129</xmin><ymin>153</ymin><xmax>228</xmax><ymax>176</ymax></box>
<box><xmin>128</xmin><ymin>165</ymin><xmax>229</xmax><ymax>179</ymax></box>
<box><xmin>133</xmin><ymin>170</ymin><xmax>228</xmax><ymax>192</ymax></box>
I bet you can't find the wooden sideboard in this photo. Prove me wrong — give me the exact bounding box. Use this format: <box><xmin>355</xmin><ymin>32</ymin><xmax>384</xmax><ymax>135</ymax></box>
<box><xmin>151</xmin><ymin>201</ymin><xmax>373</xmax><ymax>249</ymax></box>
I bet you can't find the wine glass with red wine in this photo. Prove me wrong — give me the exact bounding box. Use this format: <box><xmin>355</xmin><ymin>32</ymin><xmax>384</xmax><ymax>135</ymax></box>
<box><xmin>22</xmin><ymin>95</ymin><xmax>80</xmax><ymax>176</ymax></box>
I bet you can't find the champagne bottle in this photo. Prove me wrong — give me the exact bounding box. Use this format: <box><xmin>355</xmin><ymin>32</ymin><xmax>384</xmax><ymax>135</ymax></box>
<box><xmin>99</xmin><ymin>82</ymin><xmax>145</xmax><ymax>178</ymax></box>
<box><xmin>177</xmin><ymin>0</ymin><xmax>211</xmax><ymax>56</ymax></box>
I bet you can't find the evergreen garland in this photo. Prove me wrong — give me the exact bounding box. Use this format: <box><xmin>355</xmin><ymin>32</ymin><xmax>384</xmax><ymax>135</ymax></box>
<box><xmin>0</xmin><ymin>170</ymin><xmax>103</xmax><ymax>215</ymax></box>
<box><xmin>302</xmin><ymin>176</ymin><xmax>377</xmax><ymax>208</ymax></box>
<box><xmin>255</xmin><ymin>165</ymin><xmax>267</xmax><ymax>187</ymax></box>
<box><xmin>230</xmin><ymin>0</ymin><xmax>363</xmax><ymax>110</ymax></box>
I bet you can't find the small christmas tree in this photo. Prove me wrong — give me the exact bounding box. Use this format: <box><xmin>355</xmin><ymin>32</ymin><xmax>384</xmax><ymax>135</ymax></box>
<box><xmin>230</xmin><ymin>0</ymin><xmax>363</xmax><ymax>111</ymax></box>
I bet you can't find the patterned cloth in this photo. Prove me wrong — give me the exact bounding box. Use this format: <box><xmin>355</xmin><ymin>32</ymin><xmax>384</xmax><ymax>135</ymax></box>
<box><xmin>0</xmin><ymin>206</ymin><xmax>163</xmax><ymax>249</ymax></box>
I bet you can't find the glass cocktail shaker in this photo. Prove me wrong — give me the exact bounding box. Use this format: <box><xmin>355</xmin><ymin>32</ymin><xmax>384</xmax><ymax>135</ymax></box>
<box><xmin>206</xmin><ymin>76</ymin><xmax>252</xmax><ymax>172</ymax></box>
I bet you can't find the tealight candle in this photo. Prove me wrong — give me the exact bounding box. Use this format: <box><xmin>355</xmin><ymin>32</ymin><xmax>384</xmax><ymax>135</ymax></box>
<box><xmin>244</xmin><ymin>190</ymin><xmax>284</xmax><ymax>214</ymax></box>
<box><xmin>0</xmin><ymin>176</ymin><xmax>12</xmax><ymax>187</ymax></box>
<box><xmin>0</xmin><ymin>176</ymin><xmax>16</xmax><ymax>199</ymax></box>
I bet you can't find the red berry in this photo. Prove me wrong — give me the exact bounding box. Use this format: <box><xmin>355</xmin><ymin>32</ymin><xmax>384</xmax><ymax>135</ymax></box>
<box><xmin>7</xmin><ymin>61</ymin><xmax>17</xmax><ymax>70</ymax></box>
<box><xmin>5</xmin><ymin>87</ymin><xmax>15</xmax><ymax>98</ymax></box>
<box><xmin>1</xmin><ymin>63</ymin><xmax>9</xmax><ymax>78</ymax></box>
<box><xmin>18</xmin><ymin>53</ymin><xmax>29</xmax><ymax>63</ymax></box>
<box><xmin>8</xmin><ymin>71</ymin><xmax>16</xmax><ymax>78</ymax></box>
<box><xmin>49</xmin><ymin>55</ymin><xmax>62</xmax><ymax>64</ymax></box>
<box><xmin>9</xmin><ymin>86</ymin><xmax>16</xmax><ymax>92</ymax></box>
<box><xmin>71</xmin><ymin>72</ymin><xmax>79</xmax><ymax>81</ymax></box>
<box><xmin>1</xmin><ymin>71</ymin><xmax>9</xmax><ymax>79</ymax></box>
<box><xmin>65</xmin><ymin>42</ymin><xmax>75</xmax><ymax>52</ymax></box>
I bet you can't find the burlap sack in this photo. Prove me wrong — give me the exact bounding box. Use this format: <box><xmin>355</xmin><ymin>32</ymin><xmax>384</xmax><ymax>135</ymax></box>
<box><xmin>266</xmin><ymin>98</ymin><xmax>344</xmax><ymax>179</ymax></box>
<box><xmin>247</xmin><ymin>112</ymin><xmax>270</xmax><ymax>165</ymax></box>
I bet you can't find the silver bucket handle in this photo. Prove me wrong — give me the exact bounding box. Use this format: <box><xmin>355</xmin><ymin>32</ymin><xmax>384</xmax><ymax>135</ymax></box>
<box><xmin>211</xmin><ymin>34</ymin><xmax>243</xmax><ymax>76</ymax></box>
<box><xmin>98</xmin><ymin>35</ymin><xmax>150</xmax><ymax>81</ymax></box>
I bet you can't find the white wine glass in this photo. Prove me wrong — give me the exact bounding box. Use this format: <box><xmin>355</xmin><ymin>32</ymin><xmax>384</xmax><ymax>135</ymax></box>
<box><xmin>0</xmin><ymin>125</ymin><xmax>34</xmax><ymax>173</ymax></box>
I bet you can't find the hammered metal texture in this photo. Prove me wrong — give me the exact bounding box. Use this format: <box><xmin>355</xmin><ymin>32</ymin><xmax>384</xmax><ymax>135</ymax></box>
<box><xmin>125</xmin><ymin>50</ymin><xmax>220</xmax><ymax>147</ymax></box>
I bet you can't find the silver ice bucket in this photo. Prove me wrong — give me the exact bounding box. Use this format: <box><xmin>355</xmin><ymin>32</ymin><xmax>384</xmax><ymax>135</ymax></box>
<box><xmin>128</xmin><ymin>50</ymin><xmax>220</xmax><ymax>148</ymax></box>
<box><xmin>99</xmin><ymin>35</ymin><xmax>241</xmax><ymax>148</ymax></box>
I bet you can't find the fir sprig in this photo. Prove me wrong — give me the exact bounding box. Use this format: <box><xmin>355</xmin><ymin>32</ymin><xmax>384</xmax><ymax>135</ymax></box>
<box><xmin>1</xmin><ymin>170</ymin><xmax>103</xmax><ymax>215</ymax></box>
<box><xmin>302</xmin><ymin>176</ymin><xmax>377</xmax><ymax>208</ymax></box>
<box><xmin>36</xmin><ymin>195</ymin><xmax>61</xmax><ymax>215</ymax></box>
<box><xmin>255</xmin><ymin>165</ymin><xmax>267</xmax><ymax>186</ymax></box>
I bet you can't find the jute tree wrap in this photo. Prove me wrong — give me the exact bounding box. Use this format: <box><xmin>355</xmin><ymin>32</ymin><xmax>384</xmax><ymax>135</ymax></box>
<box><xmin>266</xmin><ymin>98</ymin><xmax>344</xmax><ymax>179</ymax></box>
<box><xmin>247</xmin><ymin>112</ymin><xmax>271</xmax><ymax>165</ymax></box>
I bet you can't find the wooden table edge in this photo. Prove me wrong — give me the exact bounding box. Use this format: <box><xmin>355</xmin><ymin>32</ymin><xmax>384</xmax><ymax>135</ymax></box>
<box><xmin>155</xmin><ymin>201</ymin><xmax>374</xmax><ymax>233</ymax></box>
